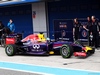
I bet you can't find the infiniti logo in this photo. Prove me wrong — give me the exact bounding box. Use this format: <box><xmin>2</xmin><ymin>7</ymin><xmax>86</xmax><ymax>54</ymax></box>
<box><xmin>33</xmin><ymin>44</ymin><xmax>40</xmax><ymax>49</ymax></box>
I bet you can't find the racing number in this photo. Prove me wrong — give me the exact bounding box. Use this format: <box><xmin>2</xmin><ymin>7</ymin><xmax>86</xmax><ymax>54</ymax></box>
<box><xmin>33</xmin><ymin>44</ymin><xmax>40</xmax><ymax>49</ymax></box>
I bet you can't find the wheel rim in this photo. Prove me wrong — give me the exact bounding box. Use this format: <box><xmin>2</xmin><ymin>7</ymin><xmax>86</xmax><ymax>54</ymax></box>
<box><xmin>62</xmin><ymin>46</ymin><xmax>69</xmax><ymax>56</ymax></box>
<box><xmin>6</xmin><ymin>46</ymin><xmax>13</xmax><ymax>55</ymax></box>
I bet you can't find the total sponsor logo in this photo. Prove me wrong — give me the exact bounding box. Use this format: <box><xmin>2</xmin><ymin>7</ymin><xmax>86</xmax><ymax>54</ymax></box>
<box><xmin>6</xmin><ymin>38</ymin><xmax>15</xmax><ymax>42</ymax></box>
<box><xmin>6</xmin><ymin>38</ymin><xmax>15</xmax><ymax>44</ymax></box>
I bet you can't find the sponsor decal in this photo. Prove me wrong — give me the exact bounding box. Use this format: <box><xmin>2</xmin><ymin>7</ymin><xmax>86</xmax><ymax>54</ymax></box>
<box><xmin>82</xmin><ymin>30</ymin><xmax>87</xmax><ymax>37</ymax></box>
<box><xmin>6</xmin><ymin>38</ymin><xmax>15</xmax><ymax>42</ymax></box>
<box><xmin>33</xmin><ymin>44</ymin><xmax>40</xmax><ymax>49</ymax></box>
<box><xmin>59</xmin><ymin>22</ymin><xmax>67</xmax><ymax>28</ymax></box>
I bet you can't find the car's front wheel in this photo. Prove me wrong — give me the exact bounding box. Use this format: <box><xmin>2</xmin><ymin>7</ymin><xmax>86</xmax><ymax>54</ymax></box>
<box><xmin>60</xmin><ymin>44</ymin><xmax>73</xmax><ymax>58</ymax></box>
<box><xmin>5</xmin><ymin>44</ymin><xmax>17</xmax><ymax>56</ymax></box>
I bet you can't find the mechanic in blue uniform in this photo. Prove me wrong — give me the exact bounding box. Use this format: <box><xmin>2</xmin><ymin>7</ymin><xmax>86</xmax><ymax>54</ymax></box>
<box><xmin>7</xmin><ymin>19</ymin><xmax>15</xmax><ymax>34</ymax></box>
<box><xmin>73</xmin><ymin>18</ymin><xmax>82</xmax><ymax>41</ymax></box>
<box><xmin>91</xmin><ymin>16</ymin><xmax>100</xmax><ymax>49</ymax></box>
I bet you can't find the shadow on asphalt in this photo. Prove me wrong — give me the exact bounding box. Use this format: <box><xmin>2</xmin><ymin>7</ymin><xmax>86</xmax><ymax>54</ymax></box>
<box><xmin>15</xmin><ymin>54</ymin><xmax>61</xmax><ymax>57</ymax></box>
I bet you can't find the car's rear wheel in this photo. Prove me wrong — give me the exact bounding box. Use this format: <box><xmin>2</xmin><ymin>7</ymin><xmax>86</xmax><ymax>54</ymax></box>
<box><xmin>5</xmin><ymin>44</ymin><xmax>17</xmax><ymax>56</ymax></box>
<box><xmin>60</xmin><ymin>44</ymin><xmax>73</xmax><ymax>58</ymax></box>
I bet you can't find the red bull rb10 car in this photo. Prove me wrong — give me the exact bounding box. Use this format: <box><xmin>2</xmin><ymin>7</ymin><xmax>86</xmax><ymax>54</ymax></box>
<box><xmin>5</xmin><ymin>34</ymin><xmax>95</xmax><ymax>58</ymax></box>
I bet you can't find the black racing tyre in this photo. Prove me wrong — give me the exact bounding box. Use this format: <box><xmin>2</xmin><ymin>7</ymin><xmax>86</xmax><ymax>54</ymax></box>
<box><xmin>60</xmin><ymin>44</ymin><xmax>73</xmax><ymax>58</ymax></box>
<box><xmin>5</xmin><ymin>44</ymin><xmax>17</xmax><ymax>56</ymax></box>
<box><xmin>74</xmin><ymin>40</ymin><xmax>83</xmax><ymax>46</ymax></box>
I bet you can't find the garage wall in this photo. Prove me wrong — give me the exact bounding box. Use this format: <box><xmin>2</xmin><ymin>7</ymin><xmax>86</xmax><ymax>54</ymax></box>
<box><xmin>0</xmin><ymin>4</ymin><xmax>33</xmax><ymax>37</ymax></box>
<box><xmin>32</xmin><ymin>2</ymin><xmax>47</xmax><ymax>37</ymax></box>
<box><xmin>48</xmin><ymin>0</ymin><xmax>100</xmax><ymax>39</ymax></box>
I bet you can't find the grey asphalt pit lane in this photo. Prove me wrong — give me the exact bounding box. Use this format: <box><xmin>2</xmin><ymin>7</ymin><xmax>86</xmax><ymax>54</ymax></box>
<box><xmin>0</xmin><ymin>68</ymin><xmax>43</xmax><ymax>75</ymax></box>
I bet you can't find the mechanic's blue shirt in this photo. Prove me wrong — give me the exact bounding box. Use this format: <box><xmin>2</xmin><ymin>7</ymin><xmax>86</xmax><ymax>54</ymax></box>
<box><xmin>7</xmin><ymin>22</ymin><xmax>15</xmax><ymax>32</ymax></box>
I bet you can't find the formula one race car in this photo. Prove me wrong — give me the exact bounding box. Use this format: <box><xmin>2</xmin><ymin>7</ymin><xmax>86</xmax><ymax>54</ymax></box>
<box><xmin>5</xmin><ymin>33</ymin><xmax>95</xmax><ymax>58</ymax></box>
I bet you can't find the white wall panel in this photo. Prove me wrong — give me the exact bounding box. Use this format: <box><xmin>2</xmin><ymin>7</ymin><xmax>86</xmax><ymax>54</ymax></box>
<box><xmin>32</xmin><ymin>2</ymin><xmax>47</xmax><ymax>37</ymax></box>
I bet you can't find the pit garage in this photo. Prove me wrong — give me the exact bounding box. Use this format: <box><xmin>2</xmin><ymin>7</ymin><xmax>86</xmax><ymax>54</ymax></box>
<box><xmin>0</xmin><ymin>0</ymin><xmax>100</xmax><ymax>41</ymax></box>
<box><xmin>0</xmin><ymin>0</ymin><xmax>100</xmax><ymax>75</ymax></box>
<box><xmin>47</xmin><ymin>0</ymin><xmax>100</xmax><ymax>42</ymax></box>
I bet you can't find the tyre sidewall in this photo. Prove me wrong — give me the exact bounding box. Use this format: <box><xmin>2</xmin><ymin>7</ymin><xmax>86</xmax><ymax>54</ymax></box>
<box><xmin>60</xmin><ymin>44</ymin><xmax>73</xmax><ymax>58</ymax></box>
<box><xmin>5</xmin><ymin>44</ymin><xmax>16</xmax><ymax>56</ymax></box>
